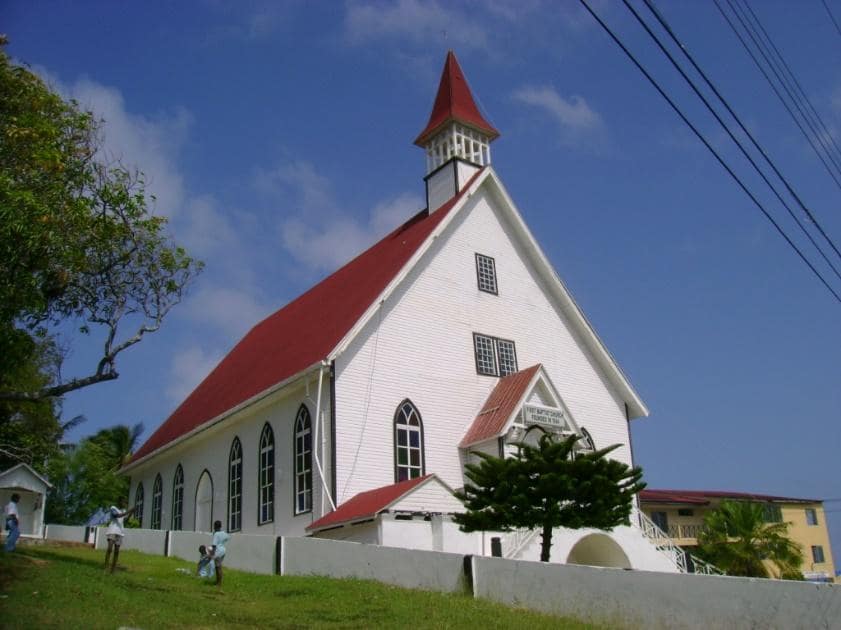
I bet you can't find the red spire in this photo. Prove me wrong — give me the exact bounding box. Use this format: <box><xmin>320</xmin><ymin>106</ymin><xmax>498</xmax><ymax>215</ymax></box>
<box><xmin>414</xmin><ymin>51</ymin><xmax>499</xmax><ymax>146</ymax></box>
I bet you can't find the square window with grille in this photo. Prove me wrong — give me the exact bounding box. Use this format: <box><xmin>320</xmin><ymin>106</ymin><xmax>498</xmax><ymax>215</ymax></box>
<box><xmin>475</xmin><ymin>253</ymin><xmax>498</xmax><ymax>294</ymax></box>
<box><xmin>812</xmin><ymin>545</ymin><xmax>825</xmax><ymax>563</ymax></box>
<box><xmin>473</xmin><ymin>333</ymin><xmax>517</xmax><ymax>377</ymax></box>
<box><xmin>805</xmin><ymin>508</ymin><xmax>818</xmax><ymax>526</ymax></box>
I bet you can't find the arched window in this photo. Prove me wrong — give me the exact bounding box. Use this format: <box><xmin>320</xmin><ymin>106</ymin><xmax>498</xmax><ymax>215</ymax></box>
<box><xmin>151</xmin><ymin>474</ymin><xmax>163</xmax><ymax>529</ymax></box>
<box><xmin>171</xmin><ymin>465</ymin><xmax>184</xmax><ymax>530</ymax></box>
<box><xmin>394</xmin><ymin>400</ymin><xmax>424</xmax><ymax>482</ymax></box>
<box><xmin>258</xmin><ymin>424</ymin><xmax>274</xmax><ymax>524</ymax></box>
<box><xmin>294</xmin><ymin>406</ymin><xmax>312</xmax><ymax>514</ymax></box>
<box><xmin>228</xmin><ymin>438</ymin><xmax>243</xmax><ymax>532</ymax></box>
<box><xmin>134</xmin><ymin>483</ymin><xmax>145</xmax><ymax>527</ymax></box>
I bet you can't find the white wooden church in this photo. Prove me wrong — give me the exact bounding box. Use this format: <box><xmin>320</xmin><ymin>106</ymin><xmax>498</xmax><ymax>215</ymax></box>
<box><xmin>124</xmin><ymin>52</ymin><xmax>678</xmax><ymax>572</ymax></box>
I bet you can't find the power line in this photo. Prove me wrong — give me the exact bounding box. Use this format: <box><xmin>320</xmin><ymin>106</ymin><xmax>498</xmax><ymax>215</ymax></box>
<box><xmin>637</xmin><ymin>0</ymin><xmax>841</xmax><ymax>274</ymax></box>
<box><xmin>740</xmin><ymin>0</ymin><xmax>841</xmax><ymax>173</ymax></box>
<box><xmin>820</xmin><ymin>0</ymin><xmax>841</xmax><ymax>39</ymax></box>
<box><xmin>717</xmin><ymin>0</ymin><xmax>841</xmax><ymax>189</ymax></box>
<box><xmin>576</xmin><ymin>0</ymin><xmax>841</xmax><ymax>304</ymax></box>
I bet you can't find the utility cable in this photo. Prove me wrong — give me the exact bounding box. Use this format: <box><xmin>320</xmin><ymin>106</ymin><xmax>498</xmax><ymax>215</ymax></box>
<box><xmin>714</xmin><ymin>0</ymin><xmax>841</xmax><ymax>190</ymax></box>
<box><xmin>822</xmin><ymin>0</ymin><xmax>841</xmax><ymax>38</ymax></box>
<box><xmin>713</xmin><ymin>0</ymin><xmax>841</xmax><ymax>183</ymax></box>
<box><xmin>638</xmin><ymin>0</ymin><xmax>841</xmax><ymax>273</ymax></box>
<box><xmin>577</xmin><ymin>0</ymin><xmax>841</xmax><ymax>304</ymax></box>
<box><xmin>740</xmin><ymin>0</ymin><xmax>841</xmax><ymax>170</ymax></box>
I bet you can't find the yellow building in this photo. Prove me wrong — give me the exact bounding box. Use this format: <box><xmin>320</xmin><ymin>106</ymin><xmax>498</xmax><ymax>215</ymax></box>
<box><xmin>640</xmin><ymin>489</ymin><xmax>836</xmax><ymax>583</ymax></box>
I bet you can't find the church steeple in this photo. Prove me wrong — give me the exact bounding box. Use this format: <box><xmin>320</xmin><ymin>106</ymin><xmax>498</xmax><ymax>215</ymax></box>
<box><xmin>416</xmin><ymin>51</ymin><xmax>498</xmax><ymax>210</ymax></box>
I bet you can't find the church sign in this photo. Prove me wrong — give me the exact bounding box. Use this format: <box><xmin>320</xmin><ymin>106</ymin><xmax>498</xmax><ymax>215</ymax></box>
<box><xmin>523</xmin><ymin>404</ymin><xmax>566</xmax><ymax>429</ymax></box>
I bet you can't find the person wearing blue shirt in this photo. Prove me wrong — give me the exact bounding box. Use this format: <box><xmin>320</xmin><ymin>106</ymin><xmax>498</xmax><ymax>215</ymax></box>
<box><xmin>210</xmin><ymin>520</ymin><xmax>230</xmax><ymax>587</ymax></box>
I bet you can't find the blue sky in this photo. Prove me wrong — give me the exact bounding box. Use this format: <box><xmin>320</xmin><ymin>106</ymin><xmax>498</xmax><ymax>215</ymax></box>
<box><xmin>6</xmin><ymin>1</ymin><xmax>840</xmax><ymax>561</ymax></box>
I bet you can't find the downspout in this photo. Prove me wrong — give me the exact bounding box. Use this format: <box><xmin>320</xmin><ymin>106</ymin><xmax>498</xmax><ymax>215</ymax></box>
<box><xmin>312</xmin><ymin>361</ymin><xmax>336</xmax><ymax>512</ymax></box>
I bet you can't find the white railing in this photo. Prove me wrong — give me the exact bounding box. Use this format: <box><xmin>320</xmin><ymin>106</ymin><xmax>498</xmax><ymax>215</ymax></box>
<box><xmin>689</xmin><ymin>554</ymin><xmax>725</xmax><ymax>576</ymax></box>
<box><xmin>635</xmin><ymin>510</ymin><xmax>688</xmax><ymax>573</ymax></box>
<box><xmin>503</xmin><ymin>527</ymin><xmax>540</xmax><ymax>559</ymax></box>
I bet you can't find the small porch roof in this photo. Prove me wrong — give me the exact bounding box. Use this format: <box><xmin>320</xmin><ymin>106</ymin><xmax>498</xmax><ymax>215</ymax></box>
<box><xmin>0</xmin><ymin>463</ymin><xmax>52</xmax><ymax>492</ymax></box>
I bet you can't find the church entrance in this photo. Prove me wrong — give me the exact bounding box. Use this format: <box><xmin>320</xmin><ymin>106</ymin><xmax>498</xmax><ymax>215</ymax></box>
<box><xmin>566</xmin><ymin>533</ymin><xmax>632</xmax><ymax>569</ymax></box>
<box><xmin>194</xmin><ymin>470</ymin><xmax>213</xmax><ymax>532</ymax></box>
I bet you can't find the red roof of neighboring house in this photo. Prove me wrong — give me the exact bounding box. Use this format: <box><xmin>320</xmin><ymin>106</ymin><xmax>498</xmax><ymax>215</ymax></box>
<box><xmin>132</xmin><ymin>172</ymin><xmax>485</xmax><ymax>463</ymax></box>
<box><xmin>459</xmin><ymin>364</ymin><xmax>541</xmax><ymax>448</ymax></box>
<box><xmin>640</xmin><ymin>489</ymin><xmax>820</xmax><ymax>505</ymax></box>
<box><xmin>307</xmin><ymin>474</ymin><xmax>433</xmax><ymax>531</ymax></box>
<box><xmin>414</xmin><ymin>51</ymin><xmax>499</xmax><ymax>146</ymax></box>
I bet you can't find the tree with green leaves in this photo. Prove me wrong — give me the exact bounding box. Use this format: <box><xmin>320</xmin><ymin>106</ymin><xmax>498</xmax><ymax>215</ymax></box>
<box><xmin>454</xmin><ymin>430</ymin><xmax>645</xmax><ymax>562</ymax></box>
<box><xmin>695</xmin><ymin>500</ymin><xmax>804</xmax><ymax>579</ymax></box>
<box><xmin>0</xmin><ymin>37</ymin><xmax>202</xmax><ymax>404</ymax></box>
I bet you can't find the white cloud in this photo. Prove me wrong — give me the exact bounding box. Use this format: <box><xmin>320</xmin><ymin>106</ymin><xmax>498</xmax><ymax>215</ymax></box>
<box><xmin>513</xmin><ymin>85</ymin><xmax>601</xmax><ymax>132</ymax></box>
<box><xmin>345</xmin><ymin>0</ymin><xmax>488</xmax><ymax>51</ymax></box>
<box><xmin>166</xmin><ymin>344</ymin><xmax>224</xmax><ymax>403</ymax></box>
<box><xmin>61</xmin><ymin>78</ymin><xmax>192</xmax><ymax>218</ymax></box>
<box><xmin>184</xmin><ymin>285</ymin><xmax>274</xmax><ymax>340</ymax></box>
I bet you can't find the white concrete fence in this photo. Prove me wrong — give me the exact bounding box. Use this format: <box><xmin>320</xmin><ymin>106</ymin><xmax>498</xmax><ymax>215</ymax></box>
<box><xmin>43</xmin><ymin>525</ymin><xmax>839</xmax><ymax>628</ymax></box>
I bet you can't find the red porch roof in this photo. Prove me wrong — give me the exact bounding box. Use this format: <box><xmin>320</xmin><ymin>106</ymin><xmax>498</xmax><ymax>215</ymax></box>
<box><xmin>414</xmin><ymin>51</ymin><xmax>499</xmax><ymax>146</ymax></box>
<box><xmin>459</xmin><ymin>364</ymin><xmax>541</xmax><ymax>448</ymax></box>
<box><xmin>132</xmin><ymin>171</ymin><xmax>485</xmax><ymax>463</ymax></box>
<box><xmin>307</xmin><ymin>474</ymin><xmax>433</xmax><ymax>532</ymax></box>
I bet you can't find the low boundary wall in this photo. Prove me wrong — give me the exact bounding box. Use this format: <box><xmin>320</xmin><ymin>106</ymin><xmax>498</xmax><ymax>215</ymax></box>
<box><xmin>44</xmin><ymin>524</ymin><xmax>87</xmax><ymax>543</ymax></box>
<box><xmin>169</xmin><ymin>531</ymin><xmax>276</xmax><ymax>575</ymax></box>
<box><xmin>281</xmin><ymin>537</ymin><xmax>467</xmax><ymax>593</ymax></box>
<box><xmin>470</xmin><ymin>556</ymin><xmax>841</xmax><ymax>630</ymax></box>
<box><xmin>94</xmin><ymin>527</ymin><xmax>167</xmax><ymax>556</ymax></box>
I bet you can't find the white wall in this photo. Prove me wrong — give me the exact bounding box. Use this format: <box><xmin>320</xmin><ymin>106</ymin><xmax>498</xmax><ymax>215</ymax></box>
<box><xmin>127</xmin><ymin>376</ymin><xmax>333</xmax><ymax>537</ymax></box>
<box><xmin>281</xmin><ymin>536</ymin><xmax>468</xmax><ymax>593</ymax></box>
<box><xmin>471</xmin><ymin>555</ymin><xmax>841</xmax><ymax>630</ymax></box>
<box><xmin>95</xmin><ymin>527</ymin><xmax>167</xmax><ymax>556</ymax></box>
<box><xmin>168</xmin><ymin>530</ymin><xmax>276</xmax><ymax>575</ymax></box>
<box><xmin>44</xmin><ymin>524</ymin><xmax>87</xmax><ymax>543</ymax></box>
<box><xmin>335</xmin><ymin>185</ymin><xmax>633</xmax><ymax>503</ymax></box>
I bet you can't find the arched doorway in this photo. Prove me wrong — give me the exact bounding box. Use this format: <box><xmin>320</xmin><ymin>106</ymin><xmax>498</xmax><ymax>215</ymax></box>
<box><xmin>566</xmin><ymin>533</ymin><xmax>632</xmax><ymax>569</ymax></box>
<box><xmin>195</xmin><ymin>470</ymin><xmax>213</xmax><ymax>532</ymax></box>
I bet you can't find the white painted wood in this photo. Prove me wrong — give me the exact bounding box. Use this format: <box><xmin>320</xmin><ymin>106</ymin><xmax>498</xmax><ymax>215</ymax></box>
<box><xmin>390</xmin><ymin>478</ymin><xmax>464</xmax><ymax>514</ymax></box>
<box><xmin>426</xmin><ymin>162</ymin><xmax>457</xmax><ymax>213</ymax></box>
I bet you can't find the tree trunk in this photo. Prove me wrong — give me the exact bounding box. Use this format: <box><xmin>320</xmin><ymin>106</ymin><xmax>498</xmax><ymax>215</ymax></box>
<box><xmin>540</xmin><ymin>522</ymin><xmax>553</xmax><ymax>562</ymax></box>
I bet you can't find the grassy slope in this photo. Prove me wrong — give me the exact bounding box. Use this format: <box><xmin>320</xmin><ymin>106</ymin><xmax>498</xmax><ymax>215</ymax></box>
<box><xmin>0</xmin><ymin>545</ymin><xmax>599</xmax><ymax>629</ymax></box>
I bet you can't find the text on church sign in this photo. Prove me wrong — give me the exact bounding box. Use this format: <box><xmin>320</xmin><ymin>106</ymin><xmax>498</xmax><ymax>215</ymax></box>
<box><xmin>523</xmin><ymin>404</ymin><xmax>566</xmax><ymax>429</ymax></box>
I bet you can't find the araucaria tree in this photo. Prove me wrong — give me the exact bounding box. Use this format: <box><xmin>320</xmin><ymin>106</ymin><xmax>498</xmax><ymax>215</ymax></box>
<box><xmin>454</xmin><ymin>430</ymin><xmax>645</xmax><ymax>562</ymax></box>
<box><xmin>696</xmin><ymin>500</ymin><xmax>803</xmax><ymax>579</ymax></box>
<box><xmin>0</xmin><ymin>38</ymin><xmax>202</xmax><ymax>404</ymax></box>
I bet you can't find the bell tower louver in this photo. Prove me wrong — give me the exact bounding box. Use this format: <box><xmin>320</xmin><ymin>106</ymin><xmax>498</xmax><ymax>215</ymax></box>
<box><xmin>415</xmin><ymin>51</ymin><xmax>499</xmax><ymax>212</ymax></box>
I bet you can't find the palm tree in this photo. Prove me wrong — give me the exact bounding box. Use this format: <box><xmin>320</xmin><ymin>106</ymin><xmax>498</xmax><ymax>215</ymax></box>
<box><xmin>89</xmin><ymin>422</ymin><xmax>144</xmax><ymax>470</ymax></box>
<box><xmin>696</xmin><ymin>500</ymin><xmax>803</xmax><ymax>578</ymax></box>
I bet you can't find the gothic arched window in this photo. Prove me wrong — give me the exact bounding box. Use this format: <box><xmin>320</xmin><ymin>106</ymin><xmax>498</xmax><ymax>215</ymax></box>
<box><xmin>171</xmin><ymin>465</ymin><xmax>184</xmax><ymax>530</ymax></box>
<box><xmin>151</xmin><ymin>473</ymin><xmax>163</xmax><ymax>529</ymax></box>
<box><xmin>134</xmin><ymin>483</ymin><xmax>145</xmax><ymax>527</ymax></box>
<box><xmin>228</xmin><ymin>437</ymin><xmax>243</xmax><ymax>532</ymax></box>
<box><xmin>394</xmin><ymin>400</ymin><xmax>425</xmax><ymax>482</ymax></box>
<box><xmin>258</xmin><ymin>424</ymin><xmax>275</xmax><ymax>524</ymax></box>
<box><xmin>294</xmin><ymin>406</ymin><xmax>312</xmax><ymax>514</ymax></box>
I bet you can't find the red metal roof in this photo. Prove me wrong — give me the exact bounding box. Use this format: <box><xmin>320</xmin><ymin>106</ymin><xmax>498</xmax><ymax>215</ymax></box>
<box><xmin>640</xmin><ymin>489</ymin><xmax>820</xmax><ymax>505</ymax></box>
<box><xmin>132</xmin><ymin>171</ymin><xmax>485</xmax><ymax>463</ymax></box>
<box><xmin>307</xmin><ymin>474</ymin><xmax>433</xmax><ymax>531</ymax></box>
<box><xmin>414</xmin><ymin>51</ymin><xmax>499</xmax><ymax>146</ymax></box>
<box><xmin>459</xmin><ymin>364</ymin><xmax>541</xmax><ymax>448</ymax></box>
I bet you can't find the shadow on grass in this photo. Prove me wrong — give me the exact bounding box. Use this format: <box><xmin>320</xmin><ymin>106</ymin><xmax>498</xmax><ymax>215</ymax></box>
<box><xmin>24</xmin><ymin>548</ymin><xmax>105</xmax><ymax>571</ymax></box>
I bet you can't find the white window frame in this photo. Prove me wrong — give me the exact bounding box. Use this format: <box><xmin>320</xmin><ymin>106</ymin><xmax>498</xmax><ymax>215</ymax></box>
<box><xmin>171</xmin><ymin>465</ymin><xmax>184</xmax><ymax>531</ymax></box>
<box><xmin>394</xmin><ymin>400</ymin><xmax>424</xmax><ymax>482</ymax></box>
<box><xmin>475</xmin><ymin>253</ymin><xmax>498</xmax><ymax>294</ymax></box>
<box><xmin>294</xmin><ymin>406</ymin><xmax>313</xmax><ymax>515</ymax></box>
<box><xmin>151</xmin><ymin>474</ymin><xmax>163</xmax><ymax>530</ymax></box>
<box><xmin>228</xmin><ymin>438</ymin><xmax>243</xmax><ymax>532</ymax></box>
<box><xmin>134</xmin><ymin>483</ymin><xmax>144</xmax><ymax>528</ymax></box>
<box><xmin>258</xmin><ymin>424</ymin><xmax>275</xmax><ymax>525</ymax></box>
<box><xmin>473</xmin><ymin>333</ymin><xmax>518</xmax><ymax>377</ymax></box>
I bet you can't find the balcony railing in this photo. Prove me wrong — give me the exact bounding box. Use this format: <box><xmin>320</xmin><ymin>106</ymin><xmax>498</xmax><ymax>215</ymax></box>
<box><xmin>667</xmin><ymin>523</ymin><xmax>707</xmax><ymax>540</ymax></box>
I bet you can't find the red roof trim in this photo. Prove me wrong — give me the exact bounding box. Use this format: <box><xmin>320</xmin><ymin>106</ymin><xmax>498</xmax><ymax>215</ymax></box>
<box><xmin>307</xmin><ymin>474</ymin><xmax>434</xmax><ymax>531</ymax></box>
<box><xmin>132</xmin><ymin>171</ymin><xmax>486</xmax><ymax>464</ymax></box>
<box><xmin>459</xmin><ymin>364</ymin><xmax>542</xmax><ymax>448</ymax></box>
<box><xmin>414</xmin><ymin>51</ymin><xmax>499</xmax><ymax>146</ymax></box>
<box><xmin>640</xmin><ymin>489</ymin><xmax>820</xmax><ymax>504</ymax></box>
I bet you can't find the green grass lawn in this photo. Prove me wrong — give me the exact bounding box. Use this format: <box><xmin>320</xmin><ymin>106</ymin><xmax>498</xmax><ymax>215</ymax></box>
<box><xmin>0</xmin><ymin>544</ymin><xmax>600</xmax><ymax>629</ymax></box>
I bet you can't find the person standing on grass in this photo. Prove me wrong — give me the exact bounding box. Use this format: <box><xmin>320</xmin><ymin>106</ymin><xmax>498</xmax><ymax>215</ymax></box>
<box><xmin>210</xmin><ymin>520</ymin><xmax>230</xmax><ymax>587</ymax></box>
<box><xmin>4</xmin><ymin>494</ymin><xmax>20</xmax><ymax>552</ymax></box>
<box><xmin>103</xmin><ymin>502</ymin><xmax>136</xmax><ymax>573</ymax></box>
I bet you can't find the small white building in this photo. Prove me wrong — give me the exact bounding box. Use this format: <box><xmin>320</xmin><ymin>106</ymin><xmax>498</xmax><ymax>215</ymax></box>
<box><xmin>122</xmin><ymin>52</ymin><xmax>679</xmax><ymax>572</ymax></box>
<box><xmin>0</xmin><ymin>463</ymin><xmax>51</xmax><ymax>538</ymax></box>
